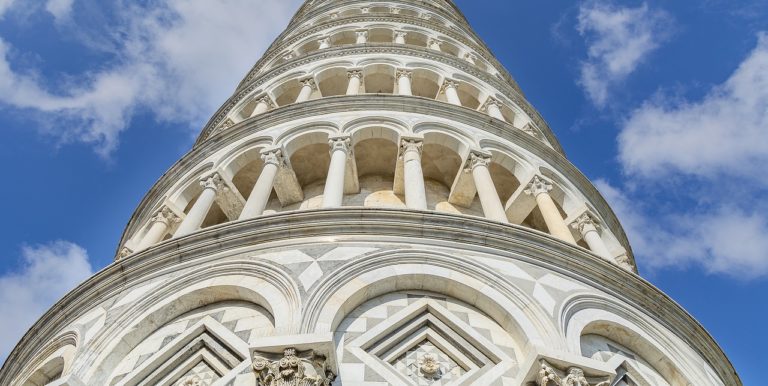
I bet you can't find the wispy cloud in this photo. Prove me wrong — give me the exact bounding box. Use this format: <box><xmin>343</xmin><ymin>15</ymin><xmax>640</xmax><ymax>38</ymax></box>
<box><xmin>0</xmin><ymin>0</ymin><xmax>301</xmax><ymax>157</ymax></box>
<box><xmin>619</xmin><ymin>33</ymin><xmax>768</xmax><ymax>183</ymax></box>
<box><xmin>576</xmin><ymin>2</ymin><xmax>672</xmax><ymax>107</ymax></box>
<box><xmin>603</xmin><ymin>33</ymin><xmax>768</xmax><ymax>280</ymax></box>
<box><xmin>0</xmin><ymin>241</ymin><xmax>93</xmax><ymax>362</ymax></box>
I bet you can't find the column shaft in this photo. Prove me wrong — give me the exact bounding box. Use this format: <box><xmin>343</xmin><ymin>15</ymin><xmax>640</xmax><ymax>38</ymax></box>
<box><xmin>356</xmin><ymin>31</ymin><xmax>368</xmax><ymax>44</ymax></box>
<box><xmin>397</xmin><ymin>70</ymin><xmax>412</xmax><ymax>96</ymax></box>
<box><xmin>443</xmin><ymin>81</ymin><xmax>462</xmax><ymax>106</ymax></box>
<box><xmin>239</xmin><ymin>152</ymin><xmax>282</xmax><ymax>220</ymax></box>
<box><xmin>394</xmin><ymin>32</ymin><xmax>407</xmax><ymax>44</ymax></box>
<box><xmin>468</xmin><ymin>155</ymin><xmax>508</xmax><ymax>222</ymax></box>
<box><xmin>536</xmin><ymin>193</ymin><xmax>576</xmax><ymax>243</ymax></box>
<box><xmin>322</xmin><ymin>137</ymin><xmax>350</xmax><ymax>208</ymax></box>
<box><xmin>250</xmin><ymin>99</ymin><xmax>270</xmax><ymax>117</ymax></box>
<box><xmin>346</xmin><ymin>71</ymin><xmax>362</xmax><ymax>95</ymax></box>
<box><xmin>401</xmin><ymin>140</ymin><xmax>427</xmax><ymax>210</ymax></box>
<box><xmin>136</xmin><ymin>219</ymin><xmax>169</xmax><ymax>251</ymax></box>
<box><xmin>572</xmin><ymin>213</ymin><xmax>612</xmax><ymax>258</ymax></box>
<box><xmin>175</xmin><ymin>175</ymin><xmax>221</xmax><ymax>237</ymax></box>
<box><xmin>486</xmin><ymin>101</ymin><xmax>506</xmax><ymax>121</ymax></box>
<box><xmin>296</xmin><ymin>80</ymin><xmax>315</xmax><ymax>103</ymax></box>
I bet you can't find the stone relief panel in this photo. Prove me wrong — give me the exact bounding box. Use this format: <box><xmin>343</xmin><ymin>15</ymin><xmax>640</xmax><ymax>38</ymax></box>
<box><xmin>335</xmin><ymin>291</ymin><xmax>519</xmax><ymax>386</ymax></box>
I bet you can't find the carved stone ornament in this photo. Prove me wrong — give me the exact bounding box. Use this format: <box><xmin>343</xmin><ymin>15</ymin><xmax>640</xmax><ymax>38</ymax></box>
<box><xmin>179</xmin><ymin>376</ymin><xmax>202</xmax><ymax>386</ymax></box>
<box><xmin>465</xmin><ymin>152</ymin><xmax>491</xmax><ymax>173</ymax></box>
<box><xmin>328</xmin><ymin>136</ymin><xmax>351</xmax><ymax>153</ymax></box>
<box><xmin>261</xmin><ymin>149</ymin><xmax>285</xmax><ymax>168</ymax></box>
<box><xmin>524</xmin><ymin>175</ymin><xmax>553</xmax><ymax>197</ymax></box>
<box><xmin>252</xmin><ymin>348</ymin><xmax>336</xmax><ymax>386</ymax></box>
<box><xmin>151</xmin><ymin>206</ymin><xmax>181</xmax><ymax>226</ymax></box>
<box><xmin>418</xmin><ymin>353</ymin><xmax>441</xmax><ymax>379</ymax></box>
<box><xmin>118</xmin><ymin>246</ymin><xmax>133</xmax><ymax>259</ymax></box>
<box><xmin>537</xmin><ymin>360</ymin><xmax>611</xmax><ymax>386</ymax></box>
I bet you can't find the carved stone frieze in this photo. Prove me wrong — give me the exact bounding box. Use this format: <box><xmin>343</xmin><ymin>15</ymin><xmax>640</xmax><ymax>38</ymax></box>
<box><xmin>252</xmin><ymin>348</ymin><xmax>335</xmax><ymax>386</ymax></box>
<box><xmin>537</xmin><ymin>360</ymin><xmax>611</xmax><ymax>386</ymax></box>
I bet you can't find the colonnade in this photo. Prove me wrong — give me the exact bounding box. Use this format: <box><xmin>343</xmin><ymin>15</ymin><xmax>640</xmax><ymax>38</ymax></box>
<box><xmin>130</xmin><ymin>137</ymin><xmax>614</xmax><ymax>262</ymax></box>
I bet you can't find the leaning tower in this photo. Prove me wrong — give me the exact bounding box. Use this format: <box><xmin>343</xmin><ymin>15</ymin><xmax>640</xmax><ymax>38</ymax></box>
<box><xmin>1</xmin><ymin>1</ymin><xmax>740</xmax><ymax>385</ymax></box>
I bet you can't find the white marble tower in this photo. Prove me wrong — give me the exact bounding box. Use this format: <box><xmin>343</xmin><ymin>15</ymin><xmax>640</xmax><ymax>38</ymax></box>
<box><xmin>0</xmin><ymin>1</ymin><xmax>740</xmax><ymax>385</ymax></box>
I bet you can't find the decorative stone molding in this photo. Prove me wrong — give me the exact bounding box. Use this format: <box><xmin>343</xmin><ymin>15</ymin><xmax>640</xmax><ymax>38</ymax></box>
<box><xmin>252</xmin><ymin>348</ymin><xmax>335</xmax><ymax>386</ymax></box>
<box><xmin>524</xmin><ymin>175</ymin><xmax>554</xmax><ymax>197</ymax></box>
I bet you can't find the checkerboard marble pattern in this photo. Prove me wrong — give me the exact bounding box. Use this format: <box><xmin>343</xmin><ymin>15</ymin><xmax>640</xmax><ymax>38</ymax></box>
<box><xmin>174</xmin><ymin>360</ymin><xmax>220</xmax><ymax>385</ymax></box>
<box><xmin>336</xmin><ymin>292</ymin><xmax>519</xmax><ymax>385</ymax></box>
<box><xmin>110</xmin><ymin>301</ymin><xmax>273</xmax><ymax>384</ymax></box>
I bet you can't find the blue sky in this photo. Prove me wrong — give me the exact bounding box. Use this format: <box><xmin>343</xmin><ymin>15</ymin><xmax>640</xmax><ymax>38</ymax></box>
<box><xmin>0</xmin><ymin>0</ymin><xmax>765</xmax><ymax>383</ymax></box>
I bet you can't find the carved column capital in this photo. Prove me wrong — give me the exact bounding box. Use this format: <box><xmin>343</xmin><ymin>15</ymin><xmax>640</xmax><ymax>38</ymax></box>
<box><xmin>328</xmin><ymin>135</ymin><xmax>352</xmax><ymax>153</ymax></box>
<box><xmin>355</xmin><ymin>29</ymin><xmax>369</xmax><ymax>38</ymax></box>
<box><xmin>150</xmin><ymin>206</ymin><xmax>181</xmax><ymax>226</ymax></box>
<box><xmin>390</xmin><ymin>7</ymin><xmax>401</xmax><ymax>14</ymax></box>
<box><xmin>524</xmin><ymin>175</ymin><xmax>554</xmax><ymax>197</ymax></box>
<box><xmin>317</xmin><ymin>37</ymin><xmax>330</xmax><ymax>46</ymax></box>
<box><xmin>252</xmin><ymin>348</ymin><xmax>336</xmax><ymax>386</ymax></box>
<box><xmin>420</xmin><ymin>12</ymin><xmax>432</xmax><ymax>20</ymax></box>
<box><xmin>428</xmin><ymin>38</ymin><xmax>443</xmax><ymax>47</ymax></box>
<box><xmin>361</xmin><ymin>6</ymin><xmax>370</xmax><ymax>13</ymax></box>
<box><xmin>256</xmin><ymin>95</ymin><xmax>274</xmax><ymax>108</ymax></box>
<box><xmin>400</xmin><ymin>137</ymin><xmax>424</xmax><ymax>156</ymax></box>
<box><xmin>482</xmin><ymin>97</ymin><xmax>504</xmax><ymax>111</ymax></box>
<box><xmin>442</xmin><ymin>79</ymin><xmax>460</xmax><ymax>91</ymax></box>
<box><xmin>300</xmin><ymin>78</ymin><xmax>317</xmax><ymax>90</ymax></box>
<box><xmin>396</xmin><ymin>68</ymin><xmax>413</xmax><ymax>79</ymax></box>
<box><xmin>261</xmin><ymin>148</ymin><xmax>285</xmax><ymax>167</ymax></box>
<box><xmin>465</xmin><ymin>52</ymin><xmax>479</xmax><ymax>63</ymax></box>
<box><xmin>118</xmin><ymin>246</ymin><xmax>133</xmax><ymax>259</ymax></box>
<box><xmin>465</xmin><ymin>151</ymin><xmax>492</xmax><ymax>172</ymax></box>
<box><xmin>347</xmin><ymin>70</ymin><xmax>363</xmax><ymax>79</ymax></box>
<box><xmin>570</xmin><ymin>212</ymin><xmax>600</xmax><ymax>235</ymax></box>
<box><xmin>394</xmin><ymin>30</ymin><xmax>408</xmax><ymax>39</ymax></box>
<box><xmin>200</xmin><ymin>172</ymin><xmax>224</xmax><ymax>192</ymax></box>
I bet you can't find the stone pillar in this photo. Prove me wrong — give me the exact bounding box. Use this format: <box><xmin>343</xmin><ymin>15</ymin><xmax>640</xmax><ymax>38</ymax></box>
<box><xmin>355</xmin><ymin>30</ymin><xmax>369</xmax><ymax>44</ymax></box>
<box><xmin>249</xmin><ymin>97</ymin><xmax>273</xmax><ymax>117</ymax></box>
<box><xmin>136</xmin><ymin>206</ymin><xmax>180</xmax><ymax>250</ymax></box>
<box><xmin>394</xmin><ymin>31</ymin><xmax>407</xmax><ymax>44</ymax></box>
<box><xmin>396</xmin><ymin>69</ymin><xmax>413</xmax><ymax>96</ymax></box>
<box><xmin>322</xmin><ymin>135</ymin><xmax>352</xmax><ymax>208</ymax></box>
<box><xmin>318</xmin><ymin>37</ymin><xmax>331</xmax><ymax>49</ymax></box>
<box><xmin>571</xmin><ymin>212</ymin><xmax>611</xmax><ymax>258</ymax></box>
<box><xmin>428</xmin><ymin>38</ymin><xmax>443</xmax><ymax>51</ymax></box>
<box><xmin>524</xmin><ymin>176</ymin><xmax>576</xmax><ymax>244</ymax></box>
<box><xmin>484</xmin><ymin>98</ymin><xmax>506</xmax><ymax>121</ymax></box>
<box><xmin>400</xmin><ymin>138</ymin><xmax>428</xmax><ymax>210</ymax></box>
<box><xmin>467</xmin><ymin>153</ymin><xmax>508</xmax><ymax>223</ymax></box>
<box><xmin>346</xmin><ymin>70</ymin><xmax>363</xmax><ymax>95</ymax></box>
<box><xmin>296</xmin><ymin>78</ymin><xmax>316</xmax><ymax>103</ymax></box>
<box><xmin>175</xmin><ymin>173</ymin><xmax>223</xmax><ymax>237</ymax></box>
<box><xmin>239</xmin><ymin>149</ymin><xmax>284</xmax><ymax>220</ymax></box>
<box><xmin>442</xmin><ymin>80</ymin><xmax>462</xmax><ymax>106</ymax></box>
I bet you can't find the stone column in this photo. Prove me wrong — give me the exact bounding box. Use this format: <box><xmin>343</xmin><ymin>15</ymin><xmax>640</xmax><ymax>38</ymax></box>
<box><xmin>355</xmin><ymin>30</ymin><xmax>369</xmax><ymax>44</ymax></box>
<box><xmin>175</xmin><ymin>173</ymin><xmax>223</xmax><ymax>237</ymax></box>
<box><xmin>295</xmin><ymin>78</ymin><xmax>316</xmax><ymax>103</ymax></box>
<box><xmin>394</xmin><ymin>31</ymin><xmax>407</xmax><ymax>44</ymax></box>
<box><xmin>318</xmin><ymin>37</ymin><xmax>331</xmax><ymax>49</ymax></box>
<box><xmin>400</xmin><ymin>138</ymin><xmax>428</xmax><ymax>210</ymax></box>
<box><xmin>322</xmin><ymin>135</ymin><xmax>352</xmax><ymax>208</ymax></box>
<box><xmin>442</xmin><ymin>80</ymin><xmax>462</xmax><ymax>106</ymax></box>
<box><xmin>524</xmin><ymin>175</ymin><xmax>577</xmax><ymax>244</ymax></box>
<box><xmin>346</xmin><ymin>70</ymin><xmax>363</xmax><ymax>95</ymax></box>
<box><xmin>136</xmin><ymin>206</ymin><xmax>180</xmax><ymax>251</ymax></box>
<box><xmin>249</xmin><ymin>97</ymin><xmax>273</xmax><ymax>117</ymax></box>
<box><xmin>571</xmin><ymin>212</ymin><xmax>611</xmax><ymax>258</ymax></box>
<box><xmin>467</xmin><ymin>153</ymin><xmax>508</xmax><ymax>223</ymax></box>
<box><xmin>428</xmin><ymin>38</ymin><xmax>443</xmax><ymax>51</ymax></box>
<box><xmin>396</xmin><ymin>69</ymin><xmax>413</xmax><ymax>96</ymax></box>
<box><xmin>484</xmin><ymin>98</ymin><xmax>506</xmax><ymax>121</ymax></box>
<box><xmin>239</xmin><ymin>149</ymin><xmax>284</xmax><ymax>220</ymax></box>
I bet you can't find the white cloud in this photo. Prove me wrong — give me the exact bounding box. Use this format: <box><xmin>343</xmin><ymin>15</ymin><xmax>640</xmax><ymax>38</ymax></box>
<box><xmin>619</xmin><ymin>33</ymin><xmax>768</xmax><ymax>183</ymax></box>
<box><xmin>45</xmin><ymin>0</ymin><xmax>74</xmax><ymax>21</ymax></box>
<box><xmin>0</xmin><ymin>0</ymin><xmax>301</xmax><ymax>156</ymax></box>
<box><xmin>0</xmin><ymin>0</ymin><xmax>14</xmax><ymax>18</ymax></box>
<box><xmin>577</xmin><ymin>2</ymin><xmax>672</xmax><ymax>107</ymax></box>
<box><xmin>0</xmin><ymin>241</ymin><xmax>93</xmax><ymax>362</ymax></box>
<box><xmin>596</xmin><ymin>180</ymin><xmax>768</xmax><ymax>279</ymax></box>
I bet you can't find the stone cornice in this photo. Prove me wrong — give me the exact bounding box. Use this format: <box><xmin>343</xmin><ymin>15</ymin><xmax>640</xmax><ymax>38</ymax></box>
<box><xmin>0</xmin><ymin>209</ymin><xmax>740</xmax><ymax>386</ymax></box>
<box><xmin>123</xmin><ymin>96</ymin><xmax>617</xmax><ymax>261</ymax></box>
<box><xmin>239</xmin><ymin>14</ymin><xmax>502</xmax><ymax>90</ymax></box>
<box><xmin>201</xmin><ymin>45</ymin><xmax>551</xmax><ymax>150</ymax></box>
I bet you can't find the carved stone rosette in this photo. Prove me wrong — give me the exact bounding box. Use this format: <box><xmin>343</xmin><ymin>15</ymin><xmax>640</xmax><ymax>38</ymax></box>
<box><xmin>252</xmin><ymin>348</ymin><xmax>336</xmax><ymax>386</ymax></box>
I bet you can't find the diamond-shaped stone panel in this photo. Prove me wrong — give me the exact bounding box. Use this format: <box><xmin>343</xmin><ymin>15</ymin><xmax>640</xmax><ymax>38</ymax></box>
<box><xmin>173</xmin><ymin>360</ymin><xmax>220</xmax><ymax>386</ymax></box>
<box><xmin>392</xmin><ymin>340</ymin><xmax>465</xmax><ymax>385</ymax></box>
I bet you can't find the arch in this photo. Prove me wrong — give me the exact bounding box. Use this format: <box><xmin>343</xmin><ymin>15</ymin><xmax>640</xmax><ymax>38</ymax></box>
<box><xmin>315</xmin><ymin>66</ymin><xmax>352</xmax><ymax>97</ymax></box>
<box><xmin>562</xmin><ymin>295</ymin><xmax>717</xmax><ymax>386</ymax></box>
<box><xmin>279</xmin><ymin>127</ymin><xmax>336</xmax><ymax>190</ymax></box>
<box><xmin>362</xmin><ymin>63</ymin><xmax>396</xmax><ymax>94</ymax></box>
<box><xmin>303</xmin><ymin>250</ymin><xmax>556</xmax><ymax>350</ymax></box>
<box><xmin>84</xmin><ymin>261</ymin><xmax>300</xmax><ymax>385</ymax></box>
<box><xmin>15</xmin><ymin>331</ymin><xmax>79</xmax><ymax>386</ymax></box>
